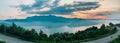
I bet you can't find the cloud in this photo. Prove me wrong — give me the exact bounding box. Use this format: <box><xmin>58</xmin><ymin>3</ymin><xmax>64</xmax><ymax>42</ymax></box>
<box><xmin>19</xmin><ymin>0</ymin><xmax>100</xmax><ymax>15</ymax></box>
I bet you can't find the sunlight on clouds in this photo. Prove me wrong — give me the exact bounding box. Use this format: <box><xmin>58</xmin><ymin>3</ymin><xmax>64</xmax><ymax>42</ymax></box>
<box><xmin>0</xmin><ymin>0</ymin><xmax>120</xmax><ymax>20</ymax></box>
<box><xmin>60</xmin><ymin>0</ymin><xmax>120</xmax><ymax>19</ymax></box>
<box><xmin>88</xmin><ymin>0</ymin><xmax>120</xmax><ymax>13</ymax></box>
<box><xmin>74</xmin><ymin>12</ymin><xmax>107</xmax><ymax>19</ymax></box>
<box><xmin>40</xmin><ymin>7</ymin><xmax>51</xmax><ymax>11</ymax></box>
<box><xmin>59</xmin><ymin>12</ymin><xmax>107</xmax><ymax>19</ymax></box>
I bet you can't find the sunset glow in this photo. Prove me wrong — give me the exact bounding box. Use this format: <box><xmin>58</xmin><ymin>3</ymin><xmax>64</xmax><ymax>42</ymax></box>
<box><xmin>0</xmin><ymin>0</ymin><xmax>120</xmax><ymax>20</ymax></box>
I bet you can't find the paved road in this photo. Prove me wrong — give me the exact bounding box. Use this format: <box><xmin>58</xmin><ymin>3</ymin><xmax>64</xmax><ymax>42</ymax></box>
<box><xmin>82</xmin><ymin>27</ymin><xmax>120</xmax><ymax>43</ymax></box>
<box><xmin>0</xmin><ymin>27</ymin><xmax>119</xmax><ymax>43</ymax></box>
<box><xmin>0</xmin><ymin>34</ymin><xmax>33</xmax><ymax>43</ymax></box>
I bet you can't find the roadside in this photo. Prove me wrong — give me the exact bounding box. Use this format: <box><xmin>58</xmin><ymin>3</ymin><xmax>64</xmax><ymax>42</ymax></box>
<box><xmin>0</xmin><ymin>33</ymin><xmax>33</xmax><ymax>43</ymax></box>
<box><xmin>82</xmin><ymin>27</ymin><xmax>120</xmax><ymax>43</ymax></box>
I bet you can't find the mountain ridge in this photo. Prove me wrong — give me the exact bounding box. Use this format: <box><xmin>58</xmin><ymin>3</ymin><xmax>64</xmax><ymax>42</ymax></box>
<box><xmin>4</xmin><ymin>15</ymin><xmax>84</xmax><ymax>22</ymax></box>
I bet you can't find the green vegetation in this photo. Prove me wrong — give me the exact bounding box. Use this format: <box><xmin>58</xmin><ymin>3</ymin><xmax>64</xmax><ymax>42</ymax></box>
<box><xmin>0</xmin><ymin>40</ymin><xmax>5</xmax><ymax>43</ymax></box>
<box><xmin>110</xmin><ymin>36</ymin><xmax>120</xmax><ymax>43</ymax></box>
<box><xmin>116</xmin><ymin>23</ymin><xmax>120</xmax><ymax>27</ymax></box>
<box><xmin>0</xmin><ymin>22</ymin><xmax>117</xmax><ymax>43</ymax></box>
<box><xmin>110</xmin><ymin>23</ymin><xmax>120</xmax><ymax>43</ymax></box>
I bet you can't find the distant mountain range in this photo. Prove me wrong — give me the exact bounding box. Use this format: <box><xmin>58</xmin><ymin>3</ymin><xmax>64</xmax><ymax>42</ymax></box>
<box><xmin>2</xmin><ymin>15</ymin><xmax>103</xmax><ymax>28</ymax></box>
<box><xmin>5</xmin><ymin>15</ymin><xmax>84</xmax><ymax>22</ymax></box>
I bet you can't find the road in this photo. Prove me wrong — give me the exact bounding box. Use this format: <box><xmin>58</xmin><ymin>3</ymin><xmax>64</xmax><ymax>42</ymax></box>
<box><xmin>0</xmin><ymin>33</ymin><xmax>33</xmax><ymax>43</ymax></box>
<box><xmin>0</xmin><ymin>27</ymin><xmax>119</xmax><ymax>43</ymax></box>
<box><xmin>82</xmin><ymin>27</ymin><xmax>120</xmax><ymax>43</ymax></box>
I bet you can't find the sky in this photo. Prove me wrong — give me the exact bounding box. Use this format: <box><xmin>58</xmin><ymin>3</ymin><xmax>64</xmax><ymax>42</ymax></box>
<box><xmin>0</xmin><ymin>0</ymin><xmax>120</xmax><ymax>20</ymax></box>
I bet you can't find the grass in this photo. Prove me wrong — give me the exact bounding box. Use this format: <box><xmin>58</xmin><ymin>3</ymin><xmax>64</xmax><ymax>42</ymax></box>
<box><xmin>110</xmin><ymin>36</ymin><xmax>120</xmax><ymax>43</ymax></box>
<box><xmin>0</xmin><ymin>41</ymin><xmax>6</xmax><ymax>43</ymax></box>
<box><xmin>77</xmin><ymin>29</ymin><xmax>117</xmax><ymax>42</ymax></box>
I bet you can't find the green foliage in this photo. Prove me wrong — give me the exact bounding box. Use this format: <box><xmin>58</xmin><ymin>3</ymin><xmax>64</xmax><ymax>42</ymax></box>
<box><xmin>100</xmin><ymin>24</ymin><xmax>106</xmax><ymax>29</ymax></box>
<box><xmin>38</xmin><ymin>30</ymin><xmax>48</xmax><ymax>41</ymax></box>
<box><xmin>110</xmin><ymin>36</ymin><xmax>120</xmax><ymax>43</ymax></box>
<box><xmin>116</xmin><ymin>24</ymin><xmax>120</xmax><ymax>27</ymax></box>
<box><xmin>22</xmin><ymin>29</ymin><xmax>38</xmax><ymax>41</ymax></box>
<box><xmin>109</xmin><ymin>22</ymin><xmax>114</xmax><ymax>27</ymax></box>
<box><xmin>30</xmin><ymin>29</ymin><xmax>38</xmax><ymax>40</ymax></box>
<box><xmin>22</xmin><ymin>30</ymin><xmax>33</xmax><ymax>40</ymax></box>
<box><xmin>0</xmin><ymin>24</ymin><xmax>6</xmax><ymax>33</ymax></box>
<box><xmin>0</xmin><ymin>41</ymin><xmax>6</xmax><ymax>43</ymax></box>
<box><xmin>0</xmin><ymin>22</ymin><xmax>117</xmax><ymax>43</ymax></box>
<box><xmin>49</xmin><ymin>32</ymin><xmax>74</xmax><ymax>42</ymax></box>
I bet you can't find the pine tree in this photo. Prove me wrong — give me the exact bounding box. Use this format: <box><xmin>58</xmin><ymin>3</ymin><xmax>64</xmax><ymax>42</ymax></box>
<box><xmin>100</xmin><ymin>24</ymin><xmax>106</xmax><ymax>29</ymax></box>
<box><xmin>38</xmin><ymin>30</ymin><xmax>47</xmax><ymax>41</ymax></box>
<box><xmin>0</xmin><ymin>24</ymin><xmax>6</xmax><ymax>33</ymax></box>
<box><xmin>109</xmin><ymin>22</ymin><xmax>114</xmax><ymax>26</ymax></box>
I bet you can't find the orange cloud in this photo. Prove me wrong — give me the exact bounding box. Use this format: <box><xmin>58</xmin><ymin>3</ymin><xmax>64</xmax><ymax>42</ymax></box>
<box><xmin>60</xmin><ymin>11</ymin><xmax>107</xmax><ymax>19</ymax></box>
<box><xmin>92</xmin><ymin>16</ymin><xmax>107</xmax><ymax>19</ymax></box>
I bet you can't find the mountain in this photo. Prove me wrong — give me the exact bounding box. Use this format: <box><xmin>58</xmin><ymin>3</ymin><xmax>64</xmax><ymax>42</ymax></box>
<box><xmin>3</xmin><ymin>15</ymin><xmax>100</xmax><ymax>28</ymax></box>
<box><xmin>4</xmin><ymin>15</ymin><xmax>84</xmax><ymax>22</ymax></box>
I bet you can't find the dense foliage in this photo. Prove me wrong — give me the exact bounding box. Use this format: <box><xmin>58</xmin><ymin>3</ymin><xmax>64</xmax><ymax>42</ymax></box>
<box><xmin>0</xmin><ymin>41</ymin><xmax>5</xmax><ymax>43</ymax></box>
<box><xmin>110</xmin><ymin>23</ymin><xmax>120</xmax><ymax>43</ymax></box>
<box><xmin>0</xmin><ymin>22</ymin><xmax>117</xmax><ymax>43</ymax></box>
<box><xmin>116</xmin><ymin>23</ymin><xmax>120</xmax><ymax>27</ymax></box>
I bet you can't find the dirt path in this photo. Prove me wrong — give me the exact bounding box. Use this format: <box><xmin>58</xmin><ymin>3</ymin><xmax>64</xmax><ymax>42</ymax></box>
<box><xmin>0</xmin><ymin>34</ymin><xmax>33</xmax><ymax>43</ymax></box>
<box><xmin>82</xmin><ymin>27</ymin><xmax>120</xmax><ymax>43</ymax></box>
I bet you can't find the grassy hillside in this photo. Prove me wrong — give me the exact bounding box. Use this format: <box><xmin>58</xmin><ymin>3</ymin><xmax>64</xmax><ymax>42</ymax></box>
<box><xmin>110</xmin><ymin>36</ymin><xmax>120</xmax><ymax>43</ymax></box>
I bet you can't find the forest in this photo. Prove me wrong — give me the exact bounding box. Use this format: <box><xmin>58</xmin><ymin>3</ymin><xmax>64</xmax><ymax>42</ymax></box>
<box><xmin>0</xmin><ymin>22</ymin><xmax>117</xmax><ymax>43</ymax></box>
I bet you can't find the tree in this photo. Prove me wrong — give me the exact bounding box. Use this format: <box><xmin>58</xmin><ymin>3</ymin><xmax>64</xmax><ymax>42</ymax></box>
<box><xmin>22</xmin><ymin>29</ymin><xmax>39</xmax><ymax>40</ymax></box>
<box><xmin>12</xmin><ymin>22</ymin><xmax>17</xmax><ymax>28</ymax></box>
<box><xmin>113</xmin><ymin>26</ymin><xmax>117</xmax><ymax>31</ymax></box>
<box><xmin>100</xmin><ymin>24</ymin><xmax>106</xmax><ymax>29</ymax></box>
<box><xmin>15</xmin><ymin>26</ymin><xmax>25</xmax><ymax>36</ymax></box>
<box><xmin>8</xmin><ymin>22</ymin><xmax>17</xmax><ymax>35</ymax></box>
<box><xmin>22</xmin><ymin>30</ymin><xmax>33</xmax><ymax>40</ymax></box>
<box><xmin>74</xmin><ymin>31</ymin><xmax>84</xmax><ymax>40</ymax></box>
<box><xmin>30</xmin><ymin>29</ymin><xmax>38</xmax><ymax>40</ymax></box>
<box><xmin>109</xmin><ymin>22</ymin><xmax>114</xmax><ymax>26</ymax></box>
<box><xmin>98</xmin><ymin>24</ymin><xmax>110</xmax><ymax>35</ymax></box>
<box><xmin>0</xmin><ymin>24</ymin><xmax>6</xmax><ymax>33</ymax></box>
<box><xmin>38</xmin><ymin>30</ymin><xmax>48</xmax><ymax>41</ymax></box>
<box><xmin>0</xmin><ymin>22</ymin><xmax>116</xmax><ymax>42</ymax></box>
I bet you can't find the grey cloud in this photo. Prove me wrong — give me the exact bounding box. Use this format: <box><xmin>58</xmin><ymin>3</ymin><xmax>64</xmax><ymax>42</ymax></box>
<box><xmin>95</xmin><ymin>11</ymin><xmax>112</xmax><ymax>16</ymax></box>
<box><xmin>19</xmin><ymin>0</ymin><xmax>100</xmax><ymax>15</ymax></box>
<box><xmin>20</xmin><ymin>0</ymin><xmax>50</xmax><ymax>11</ymax></box>
<box><xmin>96</xmin><ymin>14</ymin><xmax>107</xmax><ymax>16</ymax></box>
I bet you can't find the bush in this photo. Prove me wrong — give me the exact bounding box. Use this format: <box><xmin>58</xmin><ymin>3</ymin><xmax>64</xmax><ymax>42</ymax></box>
<box><xmin>110</xmin><ymin>37</ymin><xmax>120</xmax><ymax>43</ymax></box>
<box><xmin>0</xmin><ymin>22</ymin><xmax>117</xmax><ymax>43</ymax></box>
<box><xmin>0</xmin><ymin>41</ymin><xmax>6</xmax><ymax>43</ymax></box>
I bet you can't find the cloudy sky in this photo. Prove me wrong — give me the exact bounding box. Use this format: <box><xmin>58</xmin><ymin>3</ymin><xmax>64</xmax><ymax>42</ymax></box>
<box><xmin>0</xmin><ymin>0</ymin><xmax>120</xmax><ymax>20</ymax></box>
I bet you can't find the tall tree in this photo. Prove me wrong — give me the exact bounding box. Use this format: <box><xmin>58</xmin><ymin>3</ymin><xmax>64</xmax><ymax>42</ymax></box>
<box><xmin>0</xmin><ymin>24</ymin><xmax>6</xmax><ymax>33</ymax></box>
<box><xmin>11</xmin><ymin>22</ymin><xmax>17</xmax><ymax>35</ymax></box>
<box><xmin>100</xmin><ymin>24</ymin><xmax>106</xmax><ymax>29</ymax></box>
<box><xmin>22</xmin><ymin>30</ymin><xmax>33</xmax><ymax>40</ymax></box>
<box><xmin>109</xmin><ymin>22</ymin><xmax>114</xmax><ymax>26</ymax></box>
<box><xmin>15</xmin><ymin>26</ymin><xmax>25</xmax><ymax>36</ymax></box>
<box><xmin>38</xmin><ymin>30</ymin><xmax>47</xmax><ymax>41</ymax></box>
<box><xmin>30</xmin><ymin>29</ymin><xmax>38</xmax><ymax>40</ymax></box>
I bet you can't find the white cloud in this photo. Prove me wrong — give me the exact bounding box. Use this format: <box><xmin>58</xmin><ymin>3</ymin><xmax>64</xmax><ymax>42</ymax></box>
<box><xmin>40</xmin><ymin>7</ymin><xmax>51</xmax><ymax>11</ymax></box>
